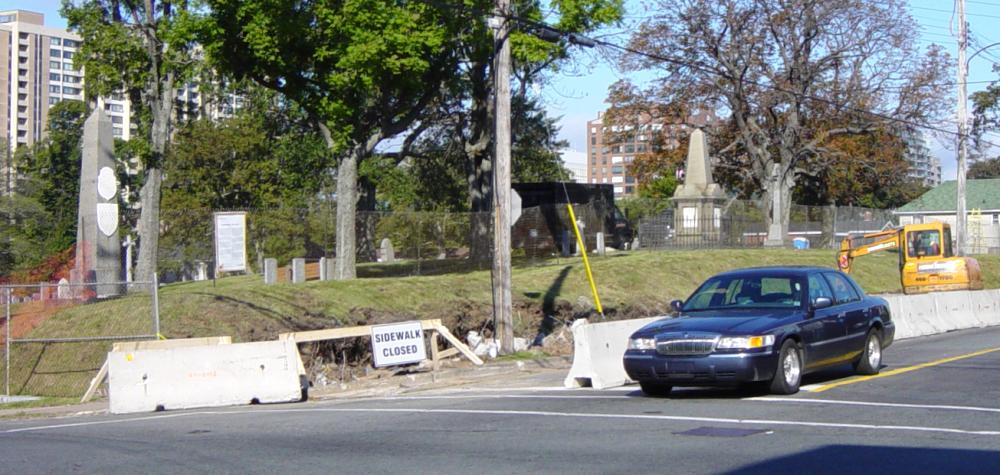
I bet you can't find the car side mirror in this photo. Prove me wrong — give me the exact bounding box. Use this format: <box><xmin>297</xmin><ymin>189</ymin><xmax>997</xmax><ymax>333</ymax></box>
<box><xmin>670</xmin><ymin>300</ymin><xmax>684</xmax><ymax>314</ymax></box>
<box><xmin>811</xmin><ymin>297</ymin><xmax>833</xmax><ymax>310</ymax></box>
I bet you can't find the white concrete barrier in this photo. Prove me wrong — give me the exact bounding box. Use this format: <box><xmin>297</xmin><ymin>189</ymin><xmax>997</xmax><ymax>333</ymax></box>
<box><xmin>564</xmin><ymin>316</ymin><xmax>663</xmax><ymax>389</ymax></box>
<box><xmin>877</xmin><ymin>289</ymin><xmax>1000</xmax><ymax>340</ymax></box>
<box><xmin>109</xmin><ymin>340</ymin><xmax>303</xmax><ymax>414</ymax></box>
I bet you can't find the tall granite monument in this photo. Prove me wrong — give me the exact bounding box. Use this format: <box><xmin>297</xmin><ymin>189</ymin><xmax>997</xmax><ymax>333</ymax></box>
<box><xmin>74</xmin><ymin>109</ymin><xmax>122</xmax><ymax>298</ymax></box>
<box><xmin>670</xmin><ymin>128</ymin><xmax>727</xmax><ymax>240</ymax></box>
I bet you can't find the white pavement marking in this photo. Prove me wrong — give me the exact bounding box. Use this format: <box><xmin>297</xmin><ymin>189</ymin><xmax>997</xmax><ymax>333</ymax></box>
<box><xmin>747</xmin><ymin>397</ymin><xmax>1000</xmax><ymax>414</ymax></box>
<box><xmin>4</xmin><ymin>405</ymin><xmax>999</xmax><ymax>437</ymax></box>
<box><xmin>383</xmin><ymin>395</ymin><xmax>631</xmax><ymax>401</ymax></box>
<box><xmin>442</xmin><ymin>386</ymin><xmax>637</xmax><ymax>393</ymax></box>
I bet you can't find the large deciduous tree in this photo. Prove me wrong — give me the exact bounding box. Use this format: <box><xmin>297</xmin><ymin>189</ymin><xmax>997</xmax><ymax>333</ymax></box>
<box><xmin>63</xmin><ymin>0</ymin><xmax>201</xmax><ymax>282</ymax></box>
<box><xmin>610</xmin><ymin>0</ymin><xmax>950</xmax><ymax>244</ymax></box>
<box><xmin>204</xmin><ymin>0</ymin><xmax>460</xmax><ymax>279</ymax></box>
<box><xmin>437</xmin><ymin>0</ymin><xmax>622</xmax><ymax>260</ymax></box>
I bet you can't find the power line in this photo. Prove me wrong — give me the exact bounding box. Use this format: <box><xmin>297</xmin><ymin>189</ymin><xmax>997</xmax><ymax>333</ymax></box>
<box><xmin>409</xmin><ymin>0</ymin><xmax>1000</xmax><ymax>149</ymax></box>
<box><xmin>496</xmin><ymin>10</ymin><xmax>1000</xmax><ymax>149</ymax></box>
<box><xmin>910</xmin><ymin>5</ymin><xmax>1000</xmax><ymax>20</ymax></box>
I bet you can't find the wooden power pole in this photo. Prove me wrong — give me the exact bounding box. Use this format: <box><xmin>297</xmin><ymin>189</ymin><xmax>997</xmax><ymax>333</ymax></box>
<box><xmin>493</xmin><ymin>0</ymin><xmax>514</xmax><ymax>354</ymax></box>
<box><xmin>956</xmin><ymin>0</ymin><xmax>968</xmax><ymax>256</ymax></box>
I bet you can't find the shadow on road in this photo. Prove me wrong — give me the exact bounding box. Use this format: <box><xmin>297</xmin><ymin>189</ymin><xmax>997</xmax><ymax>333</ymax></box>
<box><xmin>721</xmin><ymin>445</ymin><xmax>1000</xmax><ymax>474</ymax></box>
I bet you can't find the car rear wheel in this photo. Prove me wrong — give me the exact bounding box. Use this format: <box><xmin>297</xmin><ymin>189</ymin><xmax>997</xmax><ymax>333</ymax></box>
<box><xmin>639</xmin><ymin>381</ymin><xmax>673</xmax><ymax>397</ymax></box>
<box><xmin>769</xmin><ymin>340</ymin><xmax>802</xmax><ymax>395</ymax></box>
<box><xmin>854</xmin><ymin>330</ymin><xmax>882</xmax><ymax>375</ymax></box>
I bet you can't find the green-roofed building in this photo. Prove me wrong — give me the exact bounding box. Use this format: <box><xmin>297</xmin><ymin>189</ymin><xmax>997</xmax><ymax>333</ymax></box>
<box><xmin>895</xmin><ymin>179</ymin><xmax>1000</xmax><ymax>253</ymax></box>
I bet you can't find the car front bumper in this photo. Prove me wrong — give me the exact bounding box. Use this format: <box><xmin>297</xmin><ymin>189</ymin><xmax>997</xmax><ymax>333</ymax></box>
<box><xmin>623</xmin><ymin>350</ymin><xmax>779</xmax><ymax>386</ymax></box>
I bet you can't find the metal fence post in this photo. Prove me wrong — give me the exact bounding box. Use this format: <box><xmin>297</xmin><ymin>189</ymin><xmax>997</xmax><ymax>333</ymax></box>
<box><xmin>152</xmin><ymin>274</ymin><xmax>160</xmax><ymax>338</ymax></box>
<box><xmin>5</xmin><ymin>286</ymin><xmax>10</xmax><ymax>396</ymax></box>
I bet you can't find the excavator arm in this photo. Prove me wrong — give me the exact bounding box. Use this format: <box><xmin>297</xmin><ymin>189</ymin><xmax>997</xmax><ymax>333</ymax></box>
<box><xmin>837</xmin><ymin>229</ymin><xmax>901</xmax><ymax>274</ymax></box>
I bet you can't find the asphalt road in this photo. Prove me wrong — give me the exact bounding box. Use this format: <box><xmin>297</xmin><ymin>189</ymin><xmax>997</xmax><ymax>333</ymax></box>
<box><xmin>2</xmin><ymin>327</ymin><xmax>1000</xmax><ymax>474</ymax></box>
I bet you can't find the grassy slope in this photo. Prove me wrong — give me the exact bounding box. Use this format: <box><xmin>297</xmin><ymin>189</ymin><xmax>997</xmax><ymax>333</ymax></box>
<box><xmin>8</xmin><ymin>249</ymin><xmax>1000</xmax><ymax>397</ymax></box>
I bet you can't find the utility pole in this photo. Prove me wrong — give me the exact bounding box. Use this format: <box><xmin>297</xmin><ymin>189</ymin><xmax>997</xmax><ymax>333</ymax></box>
<box><xmin>492</xmin><ymin>0</ymin><xmax>514</xmax><ymax>355</ymax></box>
<box><xmin>956</xmin><ymin>0</ymin><xmax>969</xmax><ymax>256</ymax></box>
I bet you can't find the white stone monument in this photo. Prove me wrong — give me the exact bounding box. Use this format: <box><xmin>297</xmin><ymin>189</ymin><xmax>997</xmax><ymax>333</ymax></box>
<box><xmin>670</xmin><ymin>129</ymin><xmax>727</xmax><ymax>241</ymax></box>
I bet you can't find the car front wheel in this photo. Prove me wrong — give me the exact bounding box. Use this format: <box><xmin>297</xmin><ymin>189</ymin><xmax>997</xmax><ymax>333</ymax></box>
<box><xmin>639</xmin><ymin>381</ymin><xmax>673</xmax><ymax>397</ymax></box>
<box><xmin>854</xmin><ymin>330</ymin><xmax>882</xmax><ymax>375</ymax></box>
<box><xmin>769</xmin><ymin>340</ymin><xmax>802</xmax><ymax>395</ymax></box>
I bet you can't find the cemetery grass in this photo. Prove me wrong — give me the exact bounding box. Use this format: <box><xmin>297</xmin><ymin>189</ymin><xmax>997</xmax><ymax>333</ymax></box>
<box><xmin>8</xmin><ymin>249</ymin><xmax>1000</xmax><ymax>399</ymax></box>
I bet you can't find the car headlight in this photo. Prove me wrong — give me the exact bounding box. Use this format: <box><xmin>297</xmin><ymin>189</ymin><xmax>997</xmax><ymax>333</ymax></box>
<box><xmin>717</xmin><ymin>335</ymin><xmax>775</xmax><ymax>350</ymax></box>
<box><xmin>627</xmin><ymin>337</ymin><xmax>656</xmax><ymax>350</ymax></box>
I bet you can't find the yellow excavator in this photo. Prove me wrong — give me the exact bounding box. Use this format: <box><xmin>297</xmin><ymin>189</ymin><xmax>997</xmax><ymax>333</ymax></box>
<box><xmin>837</xmin><ymin>222</ymin><xmax>983</xmax><ymax>294</ymax></box>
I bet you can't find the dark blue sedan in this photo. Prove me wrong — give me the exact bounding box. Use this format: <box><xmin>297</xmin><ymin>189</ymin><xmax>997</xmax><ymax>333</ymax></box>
<box><xmin>623</xmin><ymin>266</ymin><xmax>895</xmax><ymax>396</ymax></box>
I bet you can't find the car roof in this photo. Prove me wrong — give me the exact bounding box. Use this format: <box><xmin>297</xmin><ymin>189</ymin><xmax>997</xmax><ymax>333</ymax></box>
<box><xmin>712</xmin><ymin>266</ymin><xmax>836</xmax><ymax>278</ymax></box>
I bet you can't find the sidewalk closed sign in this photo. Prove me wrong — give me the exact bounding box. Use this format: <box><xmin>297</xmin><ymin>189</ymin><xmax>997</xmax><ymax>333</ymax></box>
<box><xmin>371</xmin><ymin>321</ymin><xmax>427</xmax><ymax>367</ymax></box>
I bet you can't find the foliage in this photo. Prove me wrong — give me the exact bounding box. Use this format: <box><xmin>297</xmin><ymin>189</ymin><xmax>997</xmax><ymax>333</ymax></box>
<box><xmin>0</xmin><ymin>101</ymin><xmax>88</xmax><ymax>276</ymax></box>
<box><xmin>608</xmin><ymin>0</ymin><xmax>951</xmax><ymax>239</ymax></box>
<box><xmin>158</xmin><ymin>87</ymin><xmax>331</xmax><ymax>273</ymax></box>
<box><xmin>63</xmin><ymin>0</ymin><xmax>204</xmax><ymax>282</ymax></box>
<box><xmin>969</xmin><ymin>157</ymin><xmax>1000</xmax><ymax>179</ymax></box>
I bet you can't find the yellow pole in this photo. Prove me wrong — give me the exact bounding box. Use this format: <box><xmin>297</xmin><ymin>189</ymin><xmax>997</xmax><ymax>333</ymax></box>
<box><xmin>566</xmin><ymin>203</ymin><xmax>604</xmax><ymax>317</ymax></box>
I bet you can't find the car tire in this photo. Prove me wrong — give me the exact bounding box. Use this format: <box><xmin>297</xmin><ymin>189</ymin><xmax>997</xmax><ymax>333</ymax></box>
<box><xmin>639</xmin><ymin>381</ymin><xmax>673</xmax><ymax>397</ymax></box>
<box><xmin>769</xmin><ymin>340</ymin><xmax>802</xmax><ymax>395</ymax></box>
<box><xmin>854</xmin><ymin>330</ymin><xmax>882</xmax><ymax>376</ymax></box>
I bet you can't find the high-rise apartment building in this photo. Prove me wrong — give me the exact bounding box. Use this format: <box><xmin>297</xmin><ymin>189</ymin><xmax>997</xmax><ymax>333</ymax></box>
<box><xmin>586</xmin><ymin>111</ymin><xmax>712</xmax><ymax>198</ymax></box>
<box><xmin>0</xmin><ymin>10</ymin><xmax>84</xmax><ymax>149</ymax></box>
<box><xmin>900</xmin><ymin>127</ymin><xmax>941</xmax><ymax>187</ymax></box>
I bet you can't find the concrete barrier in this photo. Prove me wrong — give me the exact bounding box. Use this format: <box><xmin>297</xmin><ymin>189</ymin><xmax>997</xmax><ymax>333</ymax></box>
<box><xmin>108</xmin><ymin>340</ymin><xmax>303</xmax><ymax>414</ymax></box>
<box><xmin>877</xmin><ymin>289</ymin><xmax>1000</xmax><ymax>340</ymax></box>
<box><xmin>564</xmin><ymin>316</ymin><xmax>663</xmax><ymax>389</ymax></box>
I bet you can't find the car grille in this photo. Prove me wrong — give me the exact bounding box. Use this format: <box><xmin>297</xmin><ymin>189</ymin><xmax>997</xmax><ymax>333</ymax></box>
<box><xmin>656</xmin><ymin>338</ymin><xmax>717</xmax><ymax>356</ymax></box>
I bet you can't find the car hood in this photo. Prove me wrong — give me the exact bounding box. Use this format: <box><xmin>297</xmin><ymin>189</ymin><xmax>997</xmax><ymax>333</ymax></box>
<box><xmin>633</xmin><ymin>310</ymin><xmax>798</xmax><ymax>337</ymax></box>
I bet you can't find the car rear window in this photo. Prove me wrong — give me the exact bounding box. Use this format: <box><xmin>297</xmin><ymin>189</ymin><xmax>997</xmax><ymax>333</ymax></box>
<box><xmin>684</xmin><ymin>275</ymin><xmax>805</xmax><ymax>311</ymax></box>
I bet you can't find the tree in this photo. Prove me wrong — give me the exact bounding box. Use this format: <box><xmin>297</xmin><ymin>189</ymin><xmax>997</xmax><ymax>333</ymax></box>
<box><xmin>610</xmin><ymin>0</ymin><xmax>950</xmax><ymax>244</ymax></box>
<box><xmin>433</xmin><ymin>0</ymin><xmax>622</xmax><ymax>259</ymax></box>
<box><xmin>64</xmin><ymin>0</ymin><xmax>202</xmax><ymax>282</ymax></box>
<box><xmin>969</xmin><ymin>157</ymin><xmax>1000</xmax><ymax>179</ymax></box>
<box><xmin>15</xmin><ymin>100</ymin><xmax>88</xmax><ymax>250</ymax></box>
<box><xmin>204</xmin><ymin>0</ymin><xmax>462</xmax><ymax>279</ymax></box>
<box><xmin>159</xmin><ymin>87</ymin><xmax>330</xmax><ymax>273</ymax></box>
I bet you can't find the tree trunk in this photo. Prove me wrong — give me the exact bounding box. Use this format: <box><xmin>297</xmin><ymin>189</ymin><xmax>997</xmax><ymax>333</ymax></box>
<box><xmin>465</xmin><ymin>60</ymin><xmax>493</xmax><ymax>265</ymax></box>
<box><xmin>134</xmin><ymin>90</ymin><xmax>173</xmax><ymax>283</ymax></box>
<box><xmin>335</xmin><ymin>148</ymin><xmax>359</xmax><ymax>280</ymax></box>
<box><xmin>355</xmin><ymin>176</ymin><xmax>378</xmax><ymax>263</ymax></box>
<box><xmin>134</xmin><ymin>167</ymin><xmax>162</xmax><ymax>283</ymax></box>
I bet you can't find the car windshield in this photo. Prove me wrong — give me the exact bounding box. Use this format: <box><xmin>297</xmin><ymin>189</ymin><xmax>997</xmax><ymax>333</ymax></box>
<box><xmin>683</xmin><ymin>274</ymin><xmax>805</xmax><ymax>312</ymax></box>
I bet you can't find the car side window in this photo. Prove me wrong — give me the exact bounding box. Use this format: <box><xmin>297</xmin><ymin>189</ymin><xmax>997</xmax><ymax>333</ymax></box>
<box><xmin>823</xmin><ymin>272</ymin><xmax>860</xmax><ymax>304</ymax></box>
<box><xmin>807</xmin><ymin>274</ymin><xmax>834</xmax><ymax>303</ymax></box>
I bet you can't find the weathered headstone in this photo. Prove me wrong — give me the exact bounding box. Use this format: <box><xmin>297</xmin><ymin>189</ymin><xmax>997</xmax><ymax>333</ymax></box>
<box><xmin>380</xmin><ymin>238</ymin><xmax>395</xmax><ymax>263</ymax></box>
<box><xmin>292</xmin><ymin>258</ymin><xmax>306</xmax><ymax>283</ymax></box>
<box><xmin>195</xmin><ymin>262</ymin><xmax>208</xmax><ymax>281</ymax></box>
<box><xmin>57</xmin><ymin>278</ymin><xmax>70</xmax><ymax>300</ymax></box>
<box><xmin>264</xmin><ymin>258</ymin><xmax>278</xmax><ymax>285</ymax></box>
<box><xmin>319</xmin><ymin>257</ymin><xmax>329</xmax><ymax>281</ymax></box>
<box><xmin>324</xmin><ymin>257</ymin><xmax>337</xmax><ymax>281</ymax></box>
<box><xmin>561</xmin><ymin>230</ymin><xmax>572</xmax><ymax>257</ymax></box>
<box><xmin>631</xmin><ymin>237</ymin><xmax>640</xmax><ymax>251</ymax></box>
<box><xmin>74</xmin><ymin>109</ymin><xmax>122</xmax><ymax>298</ymax></box>
<box><xmin>596</xmin><ymin>232</ymin><xmax>606</xmax><ymax>256</ymax></box>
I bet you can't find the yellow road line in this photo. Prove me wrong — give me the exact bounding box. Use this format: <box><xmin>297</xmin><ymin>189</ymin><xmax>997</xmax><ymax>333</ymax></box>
<box><xmin>810</xmin><ymin>346</ymin><xmax>1000</xmax><ymax>393</ymax></box>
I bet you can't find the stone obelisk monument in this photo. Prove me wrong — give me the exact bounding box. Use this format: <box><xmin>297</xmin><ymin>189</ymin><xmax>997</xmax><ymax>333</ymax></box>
<box><xmin>670</xmin><ymin>128</ymin><xmax>727</xmax><ymax>241</ymax></box>
<box><xmin>74</xmin><ymin>109</ymin><xmax>121</xmax><ymax>298</ymax></box>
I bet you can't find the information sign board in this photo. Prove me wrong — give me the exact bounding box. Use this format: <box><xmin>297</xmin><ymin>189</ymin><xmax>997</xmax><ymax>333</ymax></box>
<box><xmin>214</xmin><ymin>212</ymin><xmax>248</xmax><ymax>272</ymax></box>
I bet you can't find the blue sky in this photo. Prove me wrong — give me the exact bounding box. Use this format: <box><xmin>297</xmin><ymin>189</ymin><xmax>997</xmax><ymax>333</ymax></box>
<box><xmin>12</xmin><ymin>0</ymin><xmax>1000</xmax><ymax>181</ymax></box>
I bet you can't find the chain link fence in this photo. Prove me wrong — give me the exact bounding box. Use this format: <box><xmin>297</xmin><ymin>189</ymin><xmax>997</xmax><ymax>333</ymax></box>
<box><xmin>632</xmin><ymin>200</ymin><xmax>899</xmax><ymax>250</ymax></box>
<box><xmin>2</xmin><ymin>280</ymin><xmax>158</xmax><ymax>398</ymax></box>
